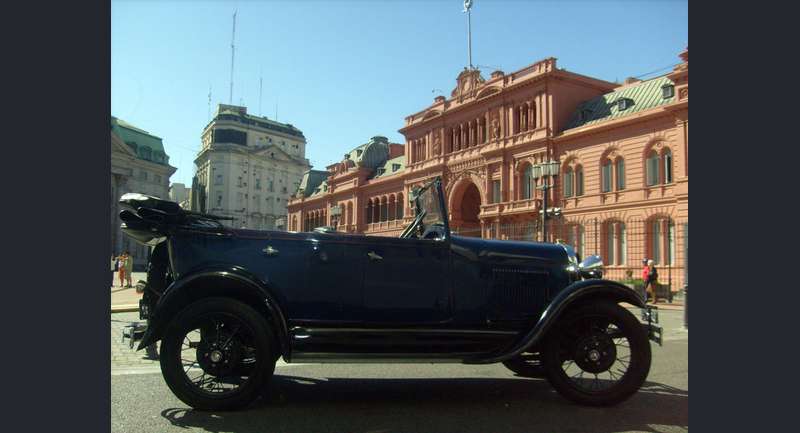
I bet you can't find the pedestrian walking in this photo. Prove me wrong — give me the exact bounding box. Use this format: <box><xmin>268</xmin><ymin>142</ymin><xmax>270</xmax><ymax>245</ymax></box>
<box><xmin>123</xmin><ymin>251</ymin><xmax>133</xmax><ymax>288</ymax></box>
<box><xmin>117</xmin><ymin>252</ymin><xmax>126</xmax><ymax>288</ymax></box>
<box><xmin>641</xmin><ymin>259</ymin><xmax>649</xmax><ymax>301</ymax></box>
<box><xmin>644</xmin><ymin>259</ymin><xmax>659</xmax><ymax>304</ymax></box>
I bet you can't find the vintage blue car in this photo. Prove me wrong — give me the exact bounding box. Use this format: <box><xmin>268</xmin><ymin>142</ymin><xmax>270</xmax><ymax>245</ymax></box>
<box><xmin>120</xmin><ymin>177</ymin><xmax>661</xmax><ymax>411</ymax></box>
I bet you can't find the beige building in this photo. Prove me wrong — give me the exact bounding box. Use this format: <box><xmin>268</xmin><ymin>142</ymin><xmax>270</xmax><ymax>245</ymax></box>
<box><xmin>169</xmin><ymin>182</ymin><xmax>190</xmax><ymax>208</ymax></box>
<box><xmin>192</xmin><ymin>104</ymin><xmax>309</xmax><ymax>229</ymax></box>
<box><xmin>111</xmin><ymin>116</ymin><xmax>177</xmax><ymax>270</ymax></box>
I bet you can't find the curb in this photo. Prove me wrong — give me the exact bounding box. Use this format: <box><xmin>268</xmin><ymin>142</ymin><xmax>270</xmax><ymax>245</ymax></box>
<box><xmin>111</xmin><ymin>304</ymin><xmax>139</xmax><ymax>313</ymax></box>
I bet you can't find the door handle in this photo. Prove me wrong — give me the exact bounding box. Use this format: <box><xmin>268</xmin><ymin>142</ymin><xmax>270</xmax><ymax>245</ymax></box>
<box><xmin>367</xmin><ymin>251</ymin><xmax>383</xmax><ymax>261</ymax></box>
<box><xmin>262</xmin><ymin>245</ymin><xmax>279</xmax><ymax>256</ymax></box>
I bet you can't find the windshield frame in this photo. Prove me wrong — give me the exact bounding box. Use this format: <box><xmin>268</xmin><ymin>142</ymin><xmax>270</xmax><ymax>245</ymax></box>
<box><xmin>402</xmin><ymin>177</ymin><xmax>450</xmax><ymax>241</ymax></box>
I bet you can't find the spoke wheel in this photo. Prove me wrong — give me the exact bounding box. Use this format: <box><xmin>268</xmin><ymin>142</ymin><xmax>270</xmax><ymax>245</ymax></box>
<box><xmin>543</xmin><ymin>302</ymin><xmax>651</xmax><ymax>406</ymax></box>
<box><xmin>159</xmin><ymin>298</ymin><xmax>275</xmax><ymax>411</ymax></box>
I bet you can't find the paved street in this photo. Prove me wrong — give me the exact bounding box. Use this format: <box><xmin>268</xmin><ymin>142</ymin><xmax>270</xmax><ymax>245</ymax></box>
<box><xmin>111</xmin><ymin>308</ymin><xmax>687</xmax><ymax>433</ymax></box>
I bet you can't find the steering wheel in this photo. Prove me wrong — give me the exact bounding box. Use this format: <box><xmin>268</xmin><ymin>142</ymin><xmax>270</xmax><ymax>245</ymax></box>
<box><xmin>421</xmin><ymin>224</ymin><xmax>444</xmax><ymax>240</ymax></box>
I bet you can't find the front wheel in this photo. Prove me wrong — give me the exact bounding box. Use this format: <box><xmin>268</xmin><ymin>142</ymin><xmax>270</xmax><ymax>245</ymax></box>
<box><xmin>543</xmin><ymin>302</ymin><xmax>651</xmax><ymax>406</ymax></box>
<box><xmin>159</xmin><ymin>297</ymin><xmax>276</xmax><ymax>411</ymax></box>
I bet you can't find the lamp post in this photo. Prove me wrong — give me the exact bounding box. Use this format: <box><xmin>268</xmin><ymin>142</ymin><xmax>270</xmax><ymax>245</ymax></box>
<box><xmin>531</xmin><ymin>160</ymin><xmax>560</xmax><ymax>243</ymax></box>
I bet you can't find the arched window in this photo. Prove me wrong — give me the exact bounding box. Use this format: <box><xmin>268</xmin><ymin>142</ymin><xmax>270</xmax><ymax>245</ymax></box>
<box><xmin>575</xmin><ymin>165</ymin><xmax>584</xmax><ymax>196</ymax></box>
<box><xmin>615</xmin><ymin>158</ymin><xmax>625</xmax><ymax>190</ymax></box>
<box><xmin>563</xmin><ymin>167</ymin><xmax>574</xmax><ymax>198</ymax></box>
<box><xmin>366</xmin><ymin>200</ymin><xmax>373</xmax><ymax>224</ymax></box>
<box><xmin>396</xmin><ymin>193</ymin><xmax>404</xmax><ymax>219</ymax></box>
<box><xmin>646</xmin><ymin>150</ymin><xmax>660</xmax><ymax>186</ymax></box>
<box><xmin>380</xmin><ymin>197</ymin><xmax>388</xmax><ymax>222</ymax></box>
<box><xmin>388</xmin><ymin>195</ymin><xmax>396</xmax><ymax>221</ymax></box>
<box><xmin>601</xmin><ymin>159</ymin><xmax>613</xmax><ymax>193</ymax></box>
<box><xmin>347</xmin><ymin>202</ymin><xmax>353</xmax><ymax>225</ymax></box>
<box><xmin>522</xmin><ymin>164</ymin><xmax>533</xmax><ymax>199</ymax></box>
<box><xmin>663</xmin><ymin>148</ymin><xmax>673</xmax><ymax>184</ymax></box>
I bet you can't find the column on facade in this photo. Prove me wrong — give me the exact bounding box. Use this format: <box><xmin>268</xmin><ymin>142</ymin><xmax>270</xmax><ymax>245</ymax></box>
<box><xmin>514</xmin><ymin>106</ymin><xmax>520</xmax><ymax>134</ymax></box>
<box><xmin>501</xmin><ymin>160</ymin><xmax>508</xmax><ymax>204</ymax></box>
<box><xmin>536</xmin><ymin>94</ymin><xmax>542</xmax><ymax>129</ymax></box>
<box><xmin>528</xmin><ymin>100</ymin><xmax>536</xmax><ymax>129</ymax></box>
<box><xmin>467</xmin><ymin>121</ymin><xmax>474</xmax><ymax>146</ymax></box>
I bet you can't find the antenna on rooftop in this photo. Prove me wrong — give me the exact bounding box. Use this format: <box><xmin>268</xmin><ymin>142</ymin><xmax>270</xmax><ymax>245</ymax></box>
<box><xmin>259</xmin><ymin>71</ymin><xmax>263</xmax><ymax>117</ymax></box>
<box><xmin>229</xmin><ymin>10</ymin><xmax>237</xmax><ymax>104</ymax></box>
<box><xmin>207</xmin><ymin>85</ymin><xmax>212</xmax><ymax>121</ymax></box>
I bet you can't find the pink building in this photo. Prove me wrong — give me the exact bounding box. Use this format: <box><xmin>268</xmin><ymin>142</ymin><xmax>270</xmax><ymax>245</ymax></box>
<box><xmin>288</xmin><ymin>48</ymin><xmax>688</xmax><ymax>289</ymax></box>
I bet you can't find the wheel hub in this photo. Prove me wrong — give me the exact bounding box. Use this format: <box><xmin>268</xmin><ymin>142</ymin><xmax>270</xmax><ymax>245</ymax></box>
<box><xmin>196</xmin><ymin>334</ymin><xmax>242</xmax><ymax>377</ymax></box>
<box><xmin>573</xmin><ymin>332</ymin><xmax>617</xmax><ymax>374</ymax></box>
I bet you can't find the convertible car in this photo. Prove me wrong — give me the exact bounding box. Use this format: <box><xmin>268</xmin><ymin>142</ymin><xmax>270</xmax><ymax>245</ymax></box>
<box><xmin>119</xmin><ymin>177</ymin><xmax>661</xmax><ymax>411</ymax></box>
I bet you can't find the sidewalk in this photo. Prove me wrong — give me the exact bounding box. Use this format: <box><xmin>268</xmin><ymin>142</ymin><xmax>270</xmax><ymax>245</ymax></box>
<box><xmin>110</xmin><ymin>272</ymin><xmax>146</xmax><ymax>313</ymax></box>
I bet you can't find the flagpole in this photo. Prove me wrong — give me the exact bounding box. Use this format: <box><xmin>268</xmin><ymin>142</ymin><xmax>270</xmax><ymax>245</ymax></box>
<box><xmin>467</xmin><ymin>7</ymin><xmax>472</xmax><ymax>69</ymax></box>
<box><xmin>464</xmin><ymin>0</ymin><xmax>474</xmax><ymax>69</ymax></box>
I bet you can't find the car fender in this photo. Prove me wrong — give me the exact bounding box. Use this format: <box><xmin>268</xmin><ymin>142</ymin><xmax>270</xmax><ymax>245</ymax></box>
<box><xmin>467</xmin><ymin>279</ymin><xmax>645</xmax><ymax>364</ymax></box>
<box><xmin>136</xmin><ymin>266</ymin><xmax>290</xmax><ymax>358</ymax></box>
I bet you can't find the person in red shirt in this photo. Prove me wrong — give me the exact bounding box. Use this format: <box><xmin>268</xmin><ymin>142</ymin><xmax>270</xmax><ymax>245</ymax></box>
<box><xmin>642</xmin><ymin>259</ymin><xmax>651</xmax><ymax>302</ymax></box>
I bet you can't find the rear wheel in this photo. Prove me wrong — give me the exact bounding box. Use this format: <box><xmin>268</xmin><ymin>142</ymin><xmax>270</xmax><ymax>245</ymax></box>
<box><xmin>159</xmin><ymin>297</ymin><xmax>275</xmax><ymax>411</ymax></box>
<box><xmin>543</xmin><ymin>302</ymin><xmax>651</xmax><ymax>406</ymax></box>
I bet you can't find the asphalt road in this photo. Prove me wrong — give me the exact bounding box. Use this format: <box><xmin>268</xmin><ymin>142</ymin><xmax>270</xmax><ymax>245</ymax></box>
<box><xmin>111</xmin><ymin>310</ymin><xmax>688</xmax><ymax>433</ymax></box>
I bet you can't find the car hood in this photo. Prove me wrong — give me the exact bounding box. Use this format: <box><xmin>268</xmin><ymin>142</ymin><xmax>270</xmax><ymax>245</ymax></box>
<box><xmin>450</xmin><ymin>235</ymin><xmax>570</xmax><ymax>266</ymax></box>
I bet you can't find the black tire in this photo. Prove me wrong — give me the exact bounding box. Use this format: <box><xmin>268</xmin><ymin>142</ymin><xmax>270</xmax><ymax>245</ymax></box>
<box><xmin>503</xmin><ymin>353</ymin><xmax>545</xmax><ymax>378</ymax></box>
<box><xmin>159</xmin><ymin>297</ymin><xmax>276</xmax><ymax>411</ymax></box>
<box><xmin>543</xmin><ymin>302</ymin><xmax>651</xmax><ymax>406</ymax></box>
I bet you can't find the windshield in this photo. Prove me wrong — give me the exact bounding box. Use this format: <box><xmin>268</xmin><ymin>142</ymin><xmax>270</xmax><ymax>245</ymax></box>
<box><xmin>400</xmin><ymin>178</ymin><xmax>448</xmax><ymax>239</ymax></box>
<box><xmin>416</xmin><ymin>182</ymin><xmax>445</xmax><ymax>227</ymax></box>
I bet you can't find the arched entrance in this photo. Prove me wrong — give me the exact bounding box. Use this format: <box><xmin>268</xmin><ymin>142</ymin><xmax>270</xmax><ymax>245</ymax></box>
<box><xmin>450</xmin><ymin>180</ymin><xmax>482</xmax><ymax>237</ymax></box>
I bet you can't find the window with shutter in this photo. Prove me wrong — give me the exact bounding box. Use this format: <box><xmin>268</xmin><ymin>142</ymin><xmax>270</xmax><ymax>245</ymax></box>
<box><xmin>647</xmin><ymin>152</ymin><xmax>659</xmax><ymax>186</ymax></box>
<box><xmin>523</xmin><ymin>165</ymin><xmax>533</xmax><ymax>199</ymax></box>
<box><xmin>652</xmin><ymin>220</ymin><xmax>661</xmax><ymax>264</ymax></box>
<box><xmin>602</xmin><ymin>161</ymin><xmax>612</xmax><ymax>192</ymax></box>
<box><xmin>576</xmin><ymin>167</ymin><xmax>584</xmax><ymax>196</ymax></box>
<box><xmin>492</xmin><ymin>180</ymin><xmax>501</xmax><ymax>204</ymax></box>
<box><xmin>616</xmin><ymin>159</ymin><xmax>625</xmax><ymax>190</ymax></box>
<box><xmin>563</xmin><ymin>168</ymin><xmax>574</xmax><ymax>198</ymax></box>
<box><xmin>664</xmin><ymin>149</ymin><xmax>673</xmax><ymax>184</ymax></box>
<box><xmin>606</xmin><ymin>224</ymin><xmax>615</xmax><ymax>265</ymax></box>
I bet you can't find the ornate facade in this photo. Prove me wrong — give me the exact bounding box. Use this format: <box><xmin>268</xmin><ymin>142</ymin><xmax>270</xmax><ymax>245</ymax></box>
<box><xmin>288</xmin><ymin>49</ymin><xmax>688</xmax><ymax>288</ymax></box>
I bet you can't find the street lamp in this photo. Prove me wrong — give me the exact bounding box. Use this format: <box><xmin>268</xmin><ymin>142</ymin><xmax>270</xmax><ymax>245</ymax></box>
<box><xmin>532</xmin><ymin>160</ymin><xmax>560</xmax><ymax>243</ymax></box>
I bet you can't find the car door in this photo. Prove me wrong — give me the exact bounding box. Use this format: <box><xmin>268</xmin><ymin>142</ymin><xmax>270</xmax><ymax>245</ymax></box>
<box><xmin>356</xmin><ymin>235</ymin><xmax>451</xmax><ymax>325</ymax></box>
<box><xmin>259</xmin><ymin>232</ymin><xmax>363</xmax><ymax>325</ymax></box>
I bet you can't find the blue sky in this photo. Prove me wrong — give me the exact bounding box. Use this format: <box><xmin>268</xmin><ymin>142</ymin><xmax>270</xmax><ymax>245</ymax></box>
<box><xmin>112</xmin><ymin>0</ymin><xmax>688</xmax><ymax>186</ymax></box>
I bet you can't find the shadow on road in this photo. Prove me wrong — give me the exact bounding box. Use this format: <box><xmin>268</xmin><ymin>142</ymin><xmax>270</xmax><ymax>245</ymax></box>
<box><xmin>161</xmin><ymin>375</ymin><xmax>688</xmax><ymax>433</ymax></box>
